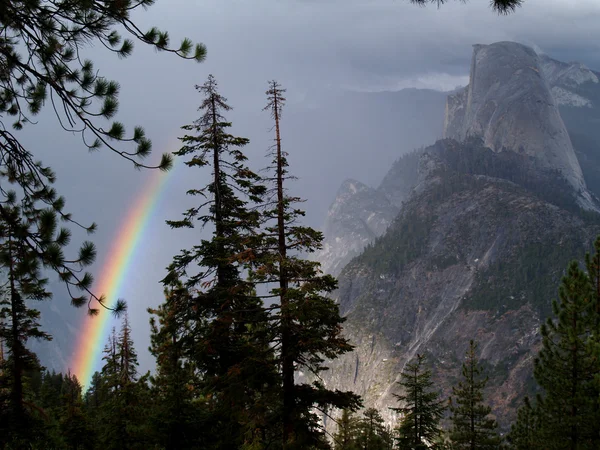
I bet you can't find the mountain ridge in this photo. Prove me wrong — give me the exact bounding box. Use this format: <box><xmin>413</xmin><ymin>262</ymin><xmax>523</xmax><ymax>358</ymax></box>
<box><xmin>318</xmin><ymin>41</ymin><xmax>600</xmax><ymax>431</ymax></box>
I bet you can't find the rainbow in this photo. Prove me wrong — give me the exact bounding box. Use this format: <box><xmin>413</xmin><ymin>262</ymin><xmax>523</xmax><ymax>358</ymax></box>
<box><xmin>71</xmin><ymin>163</ymin><xmax>174</xmax><ymax>388</ymax></box>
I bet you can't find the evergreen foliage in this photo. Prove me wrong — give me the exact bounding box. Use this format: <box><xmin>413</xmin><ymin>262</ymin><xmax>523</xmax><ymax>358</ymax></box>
<box><xmin>353</xmin><ymin>408</ymin><xmax>395</xmax><ymax>450</ymax></box>
<box><xmin>89</xmin><ymin>316</ymin><xmax>151</xmax><ymax>450</ymax></box>
<box><xmin>1</xmin><ymin>0</ymin><xmax>205</xmax><ymax>169</ymax></box>
<box><xmin>407</xmin><ymin>0</ymin><xmax>523</xmax><ymax>15</ymax></box>
<box><xmin>584</xmin><ymin>237</ymin><xmax>600</xmax><ymax>448</ymax></box>
<box><xmin>449</xmin><ymin>340</ymin><xmax>501</xmax><ymax>449</ymax></box>
<box><xmin>248</xmin><ymin>80</ymin><xmax>361</xmax><ymax>447</ymax></box>
<box><xmin>505</xmin><ymin>238</ymin><xmax>600</xmax><ymax>450</ymax></box>
<box><xmin>508</xmin><ymin>396</ymin><xmax>541</xmax><ymax>450</ymax></box>
<box><xmin>0</xmin><ymin>0</ymin><xmax>206</xmax><ymax>318</ymax></box>
<box><xmin>532</xmin><ymin>259</ymin><xmax>599</xmax><ymax>448</ymax></box>
<box><xmin>162</xmin><ymin>74</ymin><xmax>276</xmax><ymax>449</ymax></box>
<box><xmin>391</xmin><ymin>354</ymin><xmax>445</xmax><ymax>450</ymax></box>
<box><xmin>57</xmin><ymin>372</ymin><xmax>94</xmax><ymax>450</ymax></box>
<box><xmin>148</xmin><ymin>284</ymin><xmax>204</xmax><ymax>449</ymax></box>
<box><xmin>0</xmin><ymin>188</ymin><xmax>98</xmax><ymax>446</ymax></box>
<box><xmin>333</xmin><ymin>409</ymin><xmax>360</xmax><ymax>450</ymax></box>
<box><xmin>332</xmin><ymin>408</ymin><xmax>394</xmax><ymax>450</ymax></box>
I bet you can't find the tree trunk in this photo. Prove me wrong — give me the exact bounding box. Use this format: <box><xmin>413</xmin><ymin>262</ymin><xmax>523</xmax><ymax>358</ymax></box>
<box><xmin>571</xmin><ymin>312</ymin><xmax>578</xmax><ymax>450</ymax></box>
<box><xmin>272</xmin><ymin>88</ymin><xmax>294</xmax><ymax>445</ymax></box>
<box><xmin>8</xmin><ymin>234</ymin><xmax>24</xmax><ymax>425</ymax></box>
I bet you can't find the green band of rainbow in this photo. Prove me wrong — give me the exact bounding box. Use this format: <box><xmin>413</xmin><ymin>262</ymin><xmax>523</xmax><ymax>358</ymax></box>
<box><xmin>71</xmin><ymin>166</ymin><xmax>173</xmax><ymax>388</ymax></box>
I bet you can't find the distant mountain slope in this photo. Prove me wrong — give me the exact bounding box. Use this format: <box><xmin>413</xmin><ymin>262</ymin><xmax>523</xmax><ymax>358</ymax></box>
<box><xmin>29</xmin><ymin>281</ymin><xmax>85</xmax><ymax>374</ymax></box>
<box><xmin>324</xmin><ymin>138</ymin><xmax>600</xmax><ymax>430</ymax></box>
<box><xmin>318</xmin><ymin>42</ymin><xmax>600</xmax><ymax>431</ymax></box>
<box><xmin>317</xmin><ymin>43</ymin><xmax>600</xmax><ymax>283</ymax></box>
<box><xmin>316</xmin><ymin>179</ymin><xmax>398</xmax><ymax>276</ymax></box>
<box><xmin>315</xmin><ymin>150</ymin><xmax>423</xmax><ymax>276</ymax></box>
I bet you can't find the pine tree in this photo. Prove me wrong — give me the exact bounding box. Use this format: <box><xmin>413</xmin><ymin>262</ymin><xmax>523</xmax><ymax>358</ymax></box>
<box><xmin>584</xmin><ymin>236</ymin><xmax>600</xmax><ymax>448</ymax></box>
<box><xmin>354</xmin><ymin>408</ymin><xmax>394</xmax><ymax>450</ymax></box>
<box><xmin>94</xmin><ymin>316</ymin><xmax>149</xmax><ymax>450</ymax></box>
<box><xmin>162</xmin><ymin>74</ymin><xmax>275</xmax><ymax>449</ymax></box>
<box><xmin>449</xmin><ymin>340</ymin><xmax>501</xmax><ymax>449</ymax></box>
<box><xmin>117</xmin><ymin>313</ymin><xmax>138</xmax><ymax>386</ymax></box>
<box><xmin>0</xmin><ymin>0</ymin><xmax>206</xmax><ymax>324</ymax></box>
<box><xmin>1</xmin><ymin>1</ymin><xmax>205</xmax><ymax>170</ymax></box>
<box><xmin>250</xmin><ymin>80</ymin><xmax>361</xmax><ymax>447</ymax></box>
<box><xmin>333</xmin><ymin>409</ymin><xmax>360</xmax><ymax>450</ymax></box>
<box><xmin>391</xmin><ymin>354</ymin><xmax>445</xmax><ymax>450</ymax></box>
<box><xmin>148</xmin><ymin>283</ymin><xmax>203</xmax><ymax>449</ymax></box>
<box><xmin>532</xmin><ymin>260</ymin><xmax>598</xmax><ymax>449</ymax></box>
<box><xmin>0</xmin><ymin>189</ymin><xmax>99</xmax><ymax>444</ymax></box>
<box><xmin>508</xmin><ymin>396</ymin><xmax>542</xmax><ymax>450</ymax></box>
<box><xmin>58</xmin><ymin>372</ymin><xmax>94</xmax><ymax>450</ymax></box>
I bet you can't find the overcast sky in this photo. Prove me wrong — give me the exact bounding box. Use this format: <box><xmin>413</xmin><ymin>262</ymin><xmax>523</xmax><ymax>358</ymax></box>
<box><xmin>20</xmin><ymin>0</ymin><xmax>600</xmax><ymax>373</ymax></box>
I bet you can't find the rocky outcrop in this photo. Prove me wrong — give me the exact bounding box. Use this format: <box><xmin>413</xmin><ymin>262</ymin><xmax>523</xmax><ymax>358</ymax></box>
<box><xmin>443</xmin><ymin>42</ymin><xmax>595</xmax><ymax>209</ymax></box>
<box><xmin>317</xmin><ymin>150</ymin><xmax>425</xmax><ymax>277</ymax></box>
<box><xmin>540</xmin><ymin>54</ymin><xmax>599</xmax><ymax>91</ymax></box>
<box><xmin>443</xmin><ymin>87</ymin><xmax>468</xmax><ymax>142</ymax></box>
<box><xmin>378</xmin><ymin>150</ymin><xmax>423</xmax><ymax>208</ymax></box>
<box><xmin>315</xmin><ymin>180</ymin><xmax>397</xmax><ymax>276</ymax></box>
<box><xmin>323</xmin><ymin>140</ymin><xmax>599</xmax><ymax>430</ymax></box>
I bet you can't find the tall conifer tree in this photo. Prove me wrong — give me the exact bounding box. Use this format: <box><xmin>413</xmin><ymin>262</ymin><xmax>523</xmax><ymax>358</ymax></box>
<box><xmin>391</xmin><ymin>354</ymin><xmax>445</xmax><ymax>450</ymax></box>
<box><xmin>162</xmin><ymin>75</ymin><xmax>275</xmax><ymax>449</ymax></box>
<box><xmin>0</xmin><ymin>189</ymin><xmax>97</xmax><ymax>444</ymax></box>
<box><xmin>508</xmin><ymin>396</ymin><xmax>542</xmax><ymax>450</ymax></box>
<box><xmin>449</xmin><ymin>340</ymin><xmax>501</xmax><ymax>449</ymax></box>
<box><xmin>532</xmin><ymin>260</ymin><xmax>598</xmax><ymax>449</ymax></box>
<box><xmin>584</xmin><ymin>237</ymin><xmax>600</xmax><ymax>447</ymax></box>
<box><xmin>1</xmin><ymin>0</ymin><xmax>206</xmax><ymax>321</ymax></box>
<box><xmin>148</xmin><ymin>283</ymin><xmax>203</xmax><ymax>449</ymax></box>
<box><xmin>354</xmin><ymin>408</ymin><xmax>394</xmax><ymax>450</ymax></box>
<box><xmin>58</xmin><ymin>372</ymin><xmax>94</xmax><ymax>450</ymax></box>
<box><xmin>251</xmin><ymin>80</ymin><xmax>360</xmax><ymax>447</ymax></box>
<box><xmin>333</xmin><ymin>409</ymin><xmax>359</xmax><ymax>450</ymax></box>
<box><xmin>95</xmin><ymin>316</ymin><xmax>149</xmax><ymax>450</ymax></box>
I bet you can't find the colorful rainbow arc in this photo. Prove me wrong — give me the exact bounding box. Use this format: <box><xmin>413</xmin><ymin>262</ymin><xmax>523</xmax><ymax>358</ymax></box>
<box><xmin>71</xmin><ymin>166</ymin><xmax>173</xmax><ymax>388</ymax></box>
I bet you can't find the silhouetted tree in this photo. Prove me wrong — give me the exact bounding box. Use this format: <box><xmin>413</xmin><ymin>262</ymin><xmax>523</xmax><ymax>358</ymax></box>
<box><xmin>0</xmin><ymin>190</ymin><xmax>97</xmax><ymax>445</ymax></box>
<box><xmin>163</xmin><ymin>75</ymin><xmax>275</xmax><ymax>449</ymax></box>
<box><xmin>449</xmin><ymin>340</ymin><xmax>501</xmax><ymax>449</ymax></box>
<box><xmin>391</xmin><ymin>354</ymin><xmax>445</xmax><ymax>449</ymax></box>
<box><xmin>532</xmin><ymin>260</ymin><xmax>598</xmax><ymax>449</ymax></box>
<box><xmin>508</xmin><ymin>396</ymin><xmax>542</xmax><ymax>450</ymax></box>
<box><xmin>333</xmin><ymin>409</ymin><xmax>359</xmax><ymax>450</ymax></box>
<box><xmin>251</xmin><ymin>80</ymin><xmax>361</xmax><ymax>447</ymax></box>
<box><xmin>148</xmin><ymin>283</ymin><xmax>204</xmax><ymax>449</ymax></box>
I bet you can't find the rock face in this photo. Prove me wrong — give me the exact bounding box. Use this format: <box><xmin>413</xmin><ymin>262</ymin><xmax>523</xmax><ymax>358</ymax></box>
<box><xmin>323</xmin><ymin>139</ymin><xmax>599</xmax><ymax>430</ymax></box>
<box><xmin>319</xmin><ymin>42</ymin><xmax>600</xmax><ymax>432</ymax></box>
<box><xmin>378</xmin><ymin>150</ymin><xmax>423</xmax><ymax>208</ymax></box>
<box><xmin>316</xmin><ymin>150</ymin><xmax>423</xmax><ymax>276</ymax></box>
<box><xmin>540</xmin><ymin>54</ymin><xmax>599</xmax><ymax>94</ymax></box>
<box><xmin>315</xmin><ymin>180</ymin><xmax>397</xmax><ymax>276</ymax></box>
<box><xmin>541</xmin><ymin>53</ymin><xmax>600</xmax><ymax>201</ymax></box>
<box><xmin>444</xmin><ymin>42</ymin><xmax>595</xmax><ymax>209</ymax></box>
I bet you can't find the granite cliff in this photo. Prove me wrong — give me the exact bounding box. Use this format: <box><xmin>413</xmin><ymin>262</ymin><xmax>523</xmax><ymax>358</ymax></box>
<box><xmin>319</xmin><ymin>42</ymin><xmax>600</xmax><ymax>431</ymax></box>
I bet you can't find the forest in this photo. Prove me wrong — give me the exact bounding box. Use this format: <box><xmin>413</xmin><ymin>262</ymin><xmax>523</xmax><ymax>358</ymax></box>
<box><xmin>1</xmin><ymin>1</ymin><xmax>600</xmax><ymax>449</ymax></box>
